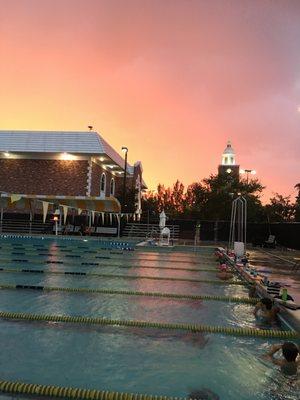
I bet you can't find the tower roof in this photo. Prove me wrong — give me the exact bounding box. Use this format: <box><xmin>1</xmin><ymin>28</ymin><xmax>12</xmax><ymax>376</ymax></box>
<box><xmin>223</xmin><ymin>140</ymin><xmax>235</xmax><ymax>154</ymax></box>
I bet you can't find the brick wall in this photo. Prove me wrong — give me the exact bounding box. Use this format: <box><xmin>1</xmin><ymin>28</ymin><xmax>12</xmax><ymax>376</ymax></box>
<box><xmin>0</xmin><ymin>159</ymin><xmax>89</xmax><ymax>196</ymax></box>
<box><xmin>90</xmin><ymin>161</ymin><xmax>115</xmax><ymax>197</ymax></box>
<box><xmin>114</xmin><ymin>176</ymin><xmax>125</xmax><ymax>199</ymax></box>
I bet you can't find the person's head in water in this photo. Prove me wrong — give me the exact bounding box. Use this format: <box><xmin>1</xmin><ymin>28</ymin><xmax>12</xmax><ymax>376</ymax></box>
<box><xmin>281</xmin><ymin>342</ymin><xmax>299</xmax><ymax>375</ymax></box>
<box><xmin>261</xmin><ymin>298</ymin><xmax>273</xmax><ymax>311</ymax></box>
<box><xmin>265</xmin><ymin>342</ymin><xmax>299</xmax><ymax>376</ymax></box>
<box><xmin>282</xmin><ymin>342</ymin><xmax>299</xmax><ymax>362</ymax></box>
<box><xmin>188</xmin><ymin>388</ymin><xmax>219</xmax><ymax>400</ymax></box>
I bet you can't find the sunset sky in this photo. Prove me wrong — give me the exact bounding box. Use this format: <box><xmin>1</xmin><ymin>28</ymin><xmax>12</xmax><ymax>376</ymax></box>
<box><xmin>0</xmin><ymin>0</ymin><xmax>299</xmax><ymax>201</ymax></box>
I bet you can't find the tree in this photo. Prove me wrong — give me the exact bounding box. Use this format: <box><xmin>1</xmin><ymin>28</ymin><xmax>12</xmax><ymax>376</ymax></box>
<box><xmin>184</xmin><ymin>182</ymin><xmax>208</xmax><ymax>217</ymax></box>
<box><xmin>142</xmin><ymin>174</ymin><xmax>265</xmax><ymax>222</ymax></box>
<box><xmin>200</xmin><ymin>174</ymin><xmax>265</xmax><ymax>221</ymax></box>
<box><xmin>265</xmin><ymin>193</ymin><xmax>296</xmax><ymax>222</ymax></box>
<box><xmin>294</xmin><ymin>183</ymin><xmax>300</xmax><ymax>221</ymax></box>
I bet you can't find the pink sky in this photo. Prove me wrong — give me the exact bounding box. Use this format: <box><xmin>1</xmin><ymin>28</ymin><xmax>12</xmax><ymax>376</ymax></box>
<box><xmin>0</xmin><ymin>0</ymin><xmax>299</xmax><ymax>201</ymax></box>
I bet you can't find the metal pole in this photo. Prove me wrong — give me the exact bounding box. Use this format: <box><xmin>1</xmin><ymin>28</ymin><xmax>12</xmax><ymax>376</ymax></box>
<box><xmin>59</xmin><ymin>206</ymin><xmax>62</xmax><ymax>228</ymax></box>
<box><xmin>122</xmin><ymin>149</ymin><xmax>128</xmax><ymax>211</ymax></box>
<box><xmin>228</xmin><ymin>199</ymin><xmax>235</xmax><ymax>250</ymax></box>
<box><xmin>117</xmin><ymin>212</ymin><xmax>121</xmax><ymax>238</ymax></box>
<box><xmin>214</xmin><ymin>221</ymin><xmax>218</xmax><ymax>243</ymax></box>
<box><xmin>239</xmin><ymin>198</ymin><xmax>243</xmax><ymax>242</ymax></box>
<box><xmin>29</xmin><ymin>211</ymin><xmax>32</xmax><ymax>234</ymax></box>
<box><xmin>229</xmin><ymin>201</ymin><xmax>233</xmax><ymax>250</ymax></box>
<box><xmin>231</xmin><ymin>198</ymin><xmax>238</xmax><ymax>250</ymax></box>
<box><xmin>0</xmin><ymin>207</ymin><xmax>3</xmax><ymax>233</ymax></box>
<box><xmin>237</xmin><ymin>198</ymin><xmax>240</xmax><ymax>242</ymax></box>
<box><xmin>242</xmin><ymin>196</ymin><xmax>247</xmax><ymax>252</ymax></box>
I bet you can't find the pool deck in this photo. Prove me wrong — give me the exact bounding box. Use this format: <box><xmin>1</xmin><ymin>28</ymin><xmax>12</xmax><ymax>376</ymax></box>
<box><xmin>248</xmin><ymin>247</ymin><xmax>300</xmax><ymax>304</ymax></box>
<box><xmin>231</xmin><ymin>247</ymin><xmax>300</xmax><ymax>332</ymax></box>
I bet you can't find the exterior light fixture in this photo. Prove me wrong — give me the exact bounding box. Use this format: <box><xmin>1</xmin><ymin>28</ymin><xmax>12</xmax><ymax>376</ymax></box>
<box><xmin>240</xmin><ymin>168</ymin><xmax>256</xmax><ymax>183</ymax></box>
<box><xmin>61</xmin><ymin>152</ymin><xmax>74</xmax><ymax>161</ymax></box>
<box><xmin>99</xmin><ymin>157</ymin><xmax>105</xmax><ymax>162</ymax></box>
<box><xmin>226</xmin><ymin>168</ymin><xmax>232</xmax><ymax>173</ymax></box>
<box><xmin>53</xmin><ymin>208</ymin><xmax>60</xmax><ymax>236</ymax></box>
<box><xmin>4</xmin><ymin>152</ymin><xmax>10</xmax><ymax>157</ymax></box>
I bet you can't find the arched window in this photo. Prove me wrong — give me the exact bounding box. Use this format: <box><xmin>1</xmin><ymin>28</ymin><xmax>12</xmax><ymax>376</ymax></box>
<box><xmin>110</xmin><ymin>178</ymin><xmax>115</xmax><ymax>196</ymax></box>
<box><xmin>100</xmin><ymin>173</ymin><xmax>106</xmax><ymax>195</ymax></box>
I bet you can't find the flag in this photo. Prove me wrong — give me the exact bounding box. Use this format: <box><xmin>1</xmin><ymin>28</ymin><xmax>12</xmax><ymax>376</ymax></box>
<box><xmin>42</xmin><ymin>201</ymin><xmax>49</xmax><ymax>223</ymax></box>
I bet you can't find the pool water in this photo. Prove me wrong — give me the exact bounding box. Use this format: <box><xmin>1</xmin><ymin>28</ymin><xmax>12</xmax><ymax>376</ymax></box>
<box><xmin>0</xmin><ymin>236</ymin><xmax>298</xmax><ymax>400</ymax></box>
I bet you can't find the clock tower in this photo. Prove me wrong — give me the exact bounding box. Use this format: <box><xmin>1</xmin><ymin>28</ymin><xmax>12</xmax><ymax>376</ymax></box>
<box><xmin>218</xmin><ymin>140</ymin><xmax>240</xmax><ymax>178</ymax></box>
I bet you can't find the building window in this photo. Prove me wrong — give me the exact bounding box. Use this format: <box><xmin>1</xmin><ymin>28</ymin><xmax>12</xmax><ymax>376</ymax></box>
<box><xmin>110</xmin><ymin>178</ymin><xmax>115</xmax><ymax>196</ymax></box>
<box><xmin>100</xmin><ymin>173</ymin><xmax>106</xmax><ymax>195</ymax></box>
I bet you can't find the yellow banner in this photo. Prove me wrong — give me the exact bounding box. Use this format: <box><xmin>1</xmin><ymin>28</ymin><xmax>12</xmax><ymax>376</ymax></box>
<box><xmin>10</xmin><ymin>194</ymin><xmax>22</xmax><ymax>203</ymax></box>
<box><xmin>42</xmin><ymin>201</ymin><xmax>49</xmax><ymax>223</ymax></box>
<box><xmin>62</xmin><ymin>205</ymin><xmax>68</xmax><ymax>224</ymax></box>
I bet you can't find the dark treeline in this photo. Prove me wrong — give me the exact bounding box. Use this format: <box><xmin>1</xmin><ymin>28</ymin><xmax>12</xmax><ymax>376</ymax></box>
<box><xmin>142</xmin><ymin>174</ymin><xmax>300</xmax><ymax>223</ymax></box>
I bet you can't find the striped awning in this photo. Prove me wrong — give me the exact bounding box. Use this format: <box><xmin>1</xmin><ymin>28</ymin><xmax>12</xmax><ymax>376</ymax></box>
<box><xmin>0</xmin><ymin>194</ymin><xmax>121</xmax><ymax>213</ymax></box>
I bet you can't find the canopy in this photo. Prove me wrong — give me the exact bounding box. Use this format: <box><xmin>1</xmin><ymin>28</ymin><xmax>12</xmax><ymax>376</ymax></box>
<box><xmin>0</xmin><ymin>194</ymin><xmax>121</xmax><ymax>213</ymax></box>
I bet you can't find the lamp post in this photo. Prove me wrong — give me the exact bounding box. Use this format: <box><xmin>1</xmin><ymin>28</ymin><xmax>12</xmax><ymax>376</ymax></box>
<box><xmin>53</xmin><ymin>209</ymin><xmax>60</xmax><ymax>236</ymax></box>
<box><xmin>240</xmin><ymin>169</ymin><xmax>256</xmax><ymax>184</ymax></box>
<box><xmin>121</xmin><ymin>146</ymin><xmax>128</xmax><ymax>212</ymax></box>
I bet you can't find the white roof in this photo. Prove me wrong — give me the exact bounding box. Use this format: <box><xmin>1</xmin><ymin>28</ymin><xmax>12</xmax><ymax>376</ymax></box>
<box><xmin>0</xmin><ymin>130</ymin><xmax>128</xmax><ymax>170</ymax></box>
<box><xmin>223</xmin><ymin>140</ymin><xmax>235</xmax><ymax>154</ymax></box>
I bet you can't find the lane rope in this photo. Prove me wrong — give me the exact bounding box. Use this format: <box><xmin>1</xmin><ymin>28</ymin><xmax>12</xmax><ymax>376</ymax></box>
<box><xmin>0</xmin><ymin>311</ymin><xmax>298</xmax><ymax>338</ymax></box>
<box><xmin>0</xmin><ymin>283</ymin><xmax>258</xmax><ymax>304</ymax></box>
<box><xmin>0</xmin><ymin>245</ymin><xmax>215</xmax><ymax>264</ymax></box>
<box><xmin>0</xmin><ymin>250</ymin><xmax>214</xmax><ymax>265</ymax></box>
<box><xmin>0</xmin><ymin>268</ymin><xmax>244</xmax><ymax>285</ymax></box>
<box><xmin>0</xmin><ymin>379</ymin><xmax>186</xmax><ymax>400</ymax></box>
<box><xmin>0</xmin><ymin>257</ymin><xmax>218</xmax><ymax>272</ymax></box>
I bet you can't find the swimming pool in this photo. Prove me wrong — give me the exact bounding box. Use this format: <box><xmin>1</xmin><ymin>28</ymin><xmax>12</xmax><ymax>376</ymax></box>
<box><xmin>0</xmin><ymin>236</ymin><xmax>299</xmax><ymax>400</ymax></box>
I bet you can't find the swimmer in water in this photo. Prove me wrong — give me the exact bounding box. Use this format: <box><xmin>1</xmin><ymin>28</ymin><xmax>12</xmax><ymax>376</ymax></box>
<box><xmin>216</xmin><ymin>270</ymin><xmax>233</xmax><ymax>280</ymax></box>
<box><xmin>248</xmin><ymin>283</ymin><xmax>258</xmax><ymax>298</ymax></box>
<box><xmin>188</xmin><ymin>388</ymin><xmax>219</xmax><ymax>400</ymax></box>
<box><xmin>253</xmin><ymin>297</ymin><xmax>279</xmax><ymax>325</ymax></box>
<box><xmin>264</xmin><ymin>342</ymin><xmax>300</xmax><ymax>376</ymax></box>
<box><xmin>216</xmin><ymin>263</ymin><xmax>233</xmax><ymax>280</ymax></box>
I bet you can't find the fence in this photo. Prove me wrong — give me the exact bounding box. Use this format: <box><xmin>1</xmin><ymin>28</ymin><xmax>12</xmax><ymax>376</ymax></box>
<box><xmin>1</xmin><ymin>212</ymin><xmax>300</xmax><ymax>250</ymax></box>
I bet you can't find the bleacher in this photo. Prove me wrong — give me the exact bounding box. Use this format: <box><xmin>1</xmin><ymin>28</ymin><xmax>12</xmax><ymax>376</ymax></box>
<box><xmin>122</xmin><ymin>223</ymin><xmax>180</xmax><ymax>240</ymax></box>
<box><xmin>0</xmin><ymin>219</ymin><xmax>53</xmax><ymax>234</ymax></box>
